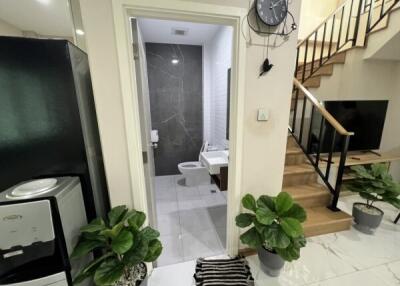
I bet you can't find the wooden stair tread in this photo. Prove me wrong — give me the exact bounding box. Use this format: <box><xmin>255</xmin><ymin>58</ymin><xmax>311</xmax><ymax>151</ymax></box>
<box><xmin>303</xmin><ymin>206</ymin><xmax>352</xmax><ymax>237</ymax></box>
<box><xmin>286</xmin><ymin>147</ymin><xmax>303</xmax><ymax>155</ymax></box>
<box><xmin>283</xmin><ymin>183</ymin><xmax>329</xmax><ymax>199</ymax></box>
<box><xmin>304</xmin><ymin>207</ymin><xmax>352</xmax><ymax>226</ymax></box>
<box><xmin>284</xmin><ymin>164</ymin><xmax>315</xmax><ymax>175</ymax></box>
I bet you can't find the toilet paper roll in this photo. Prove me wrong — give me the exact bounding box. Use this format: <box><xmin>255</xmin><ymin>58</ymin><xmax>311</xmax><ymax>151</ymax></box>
<box><xmin>151</xmin><ymin>130</ymin><xmax>159</xmax><ymax>143</ymax></box>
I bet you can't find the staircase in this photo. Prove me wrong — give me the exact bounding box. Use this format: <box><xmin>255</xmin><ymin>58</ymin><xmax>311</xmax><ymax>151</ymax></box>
<box><xmin>286</xmin><ymin>0</ymin><xmax>400</xmax><ymax>237</ymax></box>
<box><xmin>284</xmin><ymin>136</ymin><xmax>352</xmax><ymax>237</ymax></box>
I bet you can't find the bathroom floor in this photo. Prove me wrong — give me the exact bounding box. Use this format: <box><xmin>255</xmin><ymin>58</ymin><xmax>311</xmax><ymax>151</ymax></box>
<box><xmin>154</xmin><ymin>175</ymin><xmax>227</xmax><ymax>267</ymax></box>
<box><xmin>148</xmin><ymin>195</ymin><xmax>400</xmax><ymax>286</ymax></box>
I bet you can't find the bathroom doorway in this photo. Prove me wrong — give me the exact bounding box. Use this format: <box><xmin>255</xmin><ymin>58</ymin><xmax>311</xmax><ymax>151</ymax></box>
<box><xmin>131</xmin><ymin>17</ymin><xmax>234</xmax><ymax>267</ymax></box>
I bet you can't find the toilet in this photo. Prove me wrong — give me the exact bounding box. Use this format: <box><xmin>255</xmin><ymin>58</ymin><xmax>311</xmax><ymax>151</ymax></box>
<box><xmin>178</xmin><ymin>142</ymin><xmax>211</xmax><ymax>187</ymax></box>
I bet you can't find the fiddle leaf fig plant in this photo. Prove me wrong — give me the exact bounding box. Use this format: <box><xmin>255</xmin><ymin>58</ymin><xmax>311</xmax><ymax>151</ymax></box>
<box><xmin>345</xmin><ymin>164</ymin><xmax>400</xmax><ymax>209</ymax></box>
<box><xmin>71</xmin><ymin>205</ymin><xmax>162</xmax><ymax>285</ymax></box>
<box><xmin>236</xmin><ymin>192</ymin><xmax>307</xmax><ymax>261</ymax></box>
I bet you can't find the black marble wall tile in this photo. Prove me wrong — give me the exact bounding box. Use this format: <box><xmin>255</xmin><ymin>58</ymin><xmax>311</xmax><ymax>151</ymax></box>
<box><xmin>146</xmin><ymin>43</ymin><xmax>203</xmax><ymax>176</ymax></box>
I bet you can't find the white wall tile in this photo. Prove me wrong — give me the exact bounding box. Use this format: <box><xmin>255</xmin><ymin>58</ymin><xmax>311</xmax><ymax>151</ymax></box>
<box><xmin>203</xmin><ymin>26</ymin><xmax>233</xmax><ymax>149</ymax></box>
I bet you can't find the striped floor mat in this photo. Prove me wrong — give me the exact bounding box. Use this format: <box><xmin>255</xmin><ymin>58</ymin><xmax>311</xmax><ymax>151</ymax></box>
<box><xmin>194</xmin><ymin>257</ymin><xmax>254</xmax><ymax>286</ymax></box>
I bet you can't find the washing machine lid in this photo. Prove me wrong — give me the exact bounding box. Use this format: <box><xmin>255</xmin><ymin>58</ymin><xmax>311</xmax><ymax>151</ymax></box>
<box><xmin>7</xmin><ymin>179</ymin><xmax>58</xmax><ymax>199</ymax></box>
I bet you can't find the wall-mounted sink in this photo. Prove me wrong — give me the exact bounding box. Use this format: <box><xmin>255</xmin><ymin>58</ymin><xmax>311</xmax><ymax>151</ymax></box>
<box><xmin>200</xmin><ymin>150</ymin><xmax>229</xmax><ymax>175</ymax></box>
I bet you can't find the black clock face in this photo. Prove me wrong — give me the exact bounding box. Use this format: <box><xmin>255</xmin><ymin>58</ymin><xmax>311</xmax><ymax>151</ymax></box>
<box><xmin>256</xmin><ymin>0</ymin><xmax>288</xmax><ymax>26</ymax></box>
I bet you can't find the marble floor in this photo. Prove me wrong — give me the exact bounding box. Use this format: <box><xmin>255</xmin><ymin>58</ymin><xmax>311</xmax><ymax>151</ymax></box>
<box><xmin>154</xmin><ymin>175</ymin><xmax>227</xmax><ymax>266</ymax></box>
<box><xmin>149</xmin><ymin>193</ymin><xmax>400</xmax><ymax>285</ymax></box>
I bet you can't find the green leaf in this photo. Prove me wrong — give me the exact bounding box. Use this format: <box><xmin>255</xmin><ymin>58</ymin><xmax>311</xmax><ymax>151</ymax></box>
<box><xmin>80</xmin><ymin>218</ymin><xmax>106</xmax><ymax>233</ymax></box>
<box><xmin>140</xmin><ymin>226</ymin><xmax>160</xmax><ymax>241</ymax></box>
<box><xmin>71</xmin><ymin>239</ymin><xmax>105</xmax><ymax>259</ymax></box>
<box><xmin>280</xmin><ymin>217</ymin><xmax>303</xmax><ymax>238</ymax></box>
<box><xmin>73</xmin><ymin>253</ymin><xmax>114</xmax><ymax>284</ymax></box>
<box><xmin>111</xmin><ymin>229</ymin><xmax>133</xmax><ymax>254</ymax></box>
<box><xmin>255</xmin><ymin>207</ymin><xmax>277</xmax><ymax>225</ymax></box>
<box><xmin>235</xmin><ymin>213</ymin><xmax>255</xmax><ymax>228</ymax></box>
<box><xmin>239</xmin><ymin>227</ymin><xmax>263</xmax><ymax>249</ymax></box>
<box><xmin>128</xmin><ymin>211</ymin><xmax>146</xmax><ymax>231</ymax></box>
<box><xmin>263</xmin><ymin>224</ymin><xmax>290</xmax><ymax>249</ymax></box>
<box><xmin>292</xmin><ymin>235</ymin><xmax>307</xmax><ymax>248</ymax></box>
<box><xmin>275</xmin><ymin>244</ymin><xmax>300</xmax><ymax>262</ymax></box>
<box><xmin>144</xmin><ymin>239</ymin><xmax>163</xmax><ymax>262</ymax></box>
<box><xmin>100</xmin><ymin>222</ymin><xmax>124</xmax><ymax>239</ymax></box>
<box><xmin>242</xmin><ymin>194</ymin><xmax>257</xmax><ymax>212</ymax></box>
<box><xmin>275</xmin><ymin>192</ymin><xmax>294</xmax><ymax>215</ymax></box>
<box><xmin>253</xmin><ymin>219</ymin><xmax>267</xmax><ymax>234</ymax></box>
<box><xmin>108</xmin><ymin>205</ymin><xmax>128</xmax><ymax>227</ymax></box>
<box><xmin>94</xmin><ymin>259</ymin><xmax>125</xmax><ymax>285</ymax></box>
<box><xmin>257</xmin><ymin>195</ymin><xmax>275</xmax><ymax>211</ymax></box>
<box><xmin>283</xmin><ymin>203</ymin><xmax>307</xmax><ymax>223</ymax></box>
<box><xmin>123</xmin><ymin>238</ymin><xmax>149</xmax><ymax>266</ymax></box>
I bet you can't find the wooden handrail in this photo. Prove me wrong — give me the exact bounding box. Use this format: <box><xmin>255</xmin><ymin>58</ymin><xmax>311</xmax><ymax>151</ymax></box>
<box><xmin>293</xmin><ymin>78</ymin><xmax>354</xmax><ymax>136</ymax></box>
<box><xmin>297</xmin><ymin>0</ymin><xmax>352</xmax><ymax>48</ymax></box>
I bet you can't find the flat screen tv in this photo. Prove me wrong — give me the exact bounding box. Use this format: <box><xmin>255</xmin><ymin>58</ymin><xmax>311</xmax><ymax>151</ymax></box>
<box><xmin>316</xmin><ymin>100</ymin><xmax>389</xmax><ymax>152</ymax></box>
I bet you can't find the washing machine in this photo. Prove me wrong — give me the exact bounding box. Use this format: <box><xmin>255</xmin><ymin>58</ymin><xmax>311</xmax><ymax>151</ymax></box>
<box><xmin>0</xmin><ymin>177</ymin><xmax>89</xmax><ymax>285</ymax></box>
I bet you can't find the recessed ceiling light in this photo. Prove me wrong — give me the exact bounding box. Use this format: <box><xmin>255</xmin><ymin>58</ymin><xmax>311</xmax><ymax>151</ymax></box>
<box><xmin>171</xmin><ymin>59</ymin><xmax>179</xmax><ymax>65</ymax></box>
<box><xmin>76</xmin><ymin>29</ymin><xmax>85</xmax><ymax>36</ymax></box>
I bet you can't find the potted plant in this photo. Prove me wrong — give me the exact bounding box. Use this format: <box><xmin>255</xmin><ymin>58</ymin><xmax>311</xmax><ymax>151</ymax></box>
<box><xmin>235</xmin><ymin>192</ymin><xmax>307</xmax><ymax>277</ymax></box>
<box><xmin>344</xmin><ymin>164</ymin><xmax>400</xmax><ymax>234</ymax></box>
<box><xmin>71</xmin><ymin>205</ymin><xmax>162</xmax><ymax>285</ymax></box>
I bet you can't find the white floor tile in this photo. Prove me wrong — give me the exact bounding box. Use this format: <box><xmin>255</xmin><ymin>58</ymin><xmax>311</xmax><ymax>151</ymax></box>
<box><xmin>155</xmin><ymin>185</ymin><xmax>176</xmax><ymax>201</ymax></box>
<box><xmin>156</xmin><ymin>200</ymin><xmax>179</xmax><ymax>215</ymax></box>
<box><xmin>157</xmin><ymin>213</ymin><xmax>181</xmax><ymax>236</ymax></box>
<box><xmin>177</xmin><ymin>197</ymin><xmax>206</xmax><ymax>211</ymax></box>
<box><xmin>157</xmin><ymin>234</ymin><xmax>184</xmax><ymax>267</ymax></box>
<box><xmin>154</xmin><ymin>175</ymin><xmax>175</xmax><ymax>189</ymax></box>
<box><xmin>179</xmin><ymin>208</ymin><xmax>214</xmax><ymax>234</ymax></box>
<box><xmin>181</xmin><ymin>229</ymin><xmax>225</xmax><ymax>261</ymax></box>
<box><xmin>307</xmin><ymin>268</ymin><xmax>393</xmax><ymax>286</ymax></box>
<box><xmin>176</xmin><ymin>186</ymin><xmax>200</xmax><ymax>200</ymax></box>
<box><xmin>206</xmin><ymin>204</ymin><xmax>227</xmax><ymax>229</ymax></box>
<box><xmin>215</xmin><ymin>227</ymin><xmax>227</xmax><ymax>248</ymax></box>
<box><xmin>148</xmin><ymin>260</ymin><xmax>196</xmax><ymax>286</ymax></box>
<box><xmin>372</xmin><ymin>261</ymin><xmax>400</xmax><ymax>285</ymax></box>
<box><xmin>202</xmin><ymin>192</ymin><xmax>227</xmax><ymax>207</ymax></box>
<box><xmin>198</xmin><ymin>184</ymin><xmax>219</xmax><ymax>196</ymax></box>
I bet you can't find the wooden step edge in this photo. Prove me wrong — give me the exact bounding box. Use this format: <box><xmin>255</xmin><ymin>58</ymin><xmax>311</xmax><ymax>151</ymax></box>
<box><xmin>286</xmin><ymin>148</ymin><xmax>303</xmax><ymax>155</ymax></box>
<box><xmin>283</xmin><ymin>184</ymin><xmax>330</xmax><ymax>199</ymax></box>
<box><xmin>284</xmin><ymin>165</ymin><xmax>315</xmax><ymax>176</ymax></box>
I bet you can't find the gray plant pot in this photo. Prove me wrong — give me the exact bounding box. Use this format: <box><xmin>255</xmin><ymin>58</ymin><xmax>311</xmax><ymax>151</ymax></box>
<box><xmin>257</xmin><ymin>247</ymin><xmax>285</xmax><ymax>277</ymax></box>
<box><xmin>352</xmin><ymin>202</ymin><xmax>384</xmax><ymax>235</ymax></box>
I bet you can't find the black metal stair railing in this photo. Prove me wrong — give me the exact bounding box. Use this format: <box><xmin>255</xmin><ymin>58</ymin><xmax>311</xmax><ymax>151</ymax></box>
<box><xmin>289</xmin><ymin>0</ymin><xmax>399</xmax><ymax>210</ymax></box>
<box><xmin>296</xmin><ymin>0</ymin><xmax>400</xmax><ymax>85</ymax></box>
<box><xmin>295</xmin><ymin>0</ymin><xmax>364</xmax><ymax>84</ymax></box>
<box><xmin>364</xmin><ymin>0</ymin><xmax>400</xmax><ymax>33</ymax></box>
<box><xmin>290</xmin><ymin>79</ymin><xmax>354</xmax><ymax>211</ymax></box>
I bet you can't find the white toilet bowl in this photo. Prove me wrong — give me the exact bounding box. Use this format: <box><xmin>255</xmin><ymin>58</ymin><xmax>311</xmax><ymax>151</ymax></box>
<box><xmin>177</xmin><ymin>161</ymin><xmax>210</xmax><ymax>186</ymax></box>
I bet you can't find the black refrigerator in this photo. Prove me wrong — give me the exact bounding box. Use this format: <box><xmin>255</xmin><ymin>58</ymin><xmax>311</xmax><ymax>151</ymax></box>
<box><xmin>0</xmin><ymin>37</ymin><xmax>109</xmax><ymax>219</ymax></box>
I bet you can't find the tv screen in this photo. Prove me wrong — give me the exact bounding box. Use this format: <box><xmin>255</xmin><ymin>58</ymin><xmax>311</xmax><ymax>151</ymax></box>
<box><xmin>316</xmin><ymin>100</ymin><xmax>388</xmax><ymax>152</ymax></box>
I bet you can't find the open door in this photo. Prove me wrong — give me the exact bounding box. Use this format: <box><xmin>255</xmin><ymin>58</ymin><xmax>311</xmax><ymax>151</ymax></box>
<box><xmin>131</xmin><ymin>18</ymin><xmax>157</xmax><ymax>227</ymax></box>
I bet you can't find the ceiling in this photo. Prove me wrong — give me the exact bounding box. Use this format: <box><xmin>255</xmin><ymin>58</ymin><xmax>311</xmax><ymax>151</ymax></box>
<box><xmin>138</xmin><ymin>18</ymin><xmax>222</xmax><ymax>45</ymax></box>
<box><xmin>0</xmin><ymin>0</ymin><xmax>73</xmax><ymax>37</ymax></box>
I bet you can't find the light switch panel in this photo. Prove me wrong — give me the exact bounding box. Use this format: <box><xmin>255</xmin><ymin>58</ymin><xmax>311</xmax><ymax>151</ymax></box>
<box><xmin>257</xmin><ymin>108</ymin><xmax>269</xmax><ymax>121</ymax></box>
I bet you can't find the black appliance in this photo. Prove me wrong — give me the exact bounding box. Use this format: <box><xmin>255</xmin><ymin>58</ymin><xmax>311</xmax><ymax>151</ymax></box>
<box><xmin>0</xmin><ymin>37</ymin><xmax>110</xmax><ymax>220</ymax></box>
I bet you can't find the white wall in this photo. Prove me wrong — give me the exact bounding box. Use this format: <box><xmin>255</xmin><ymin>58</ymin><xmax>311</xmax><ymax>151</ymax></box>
<box><xmin>310</xmin><ymin>48</ymin><xmax>400</xmax><ymax>181</ymax></box>
<box><xmin>298</xmin><ymin>0</ymin><xmax>340</xmax><ymax>40</ymax></box>
<box><xmin>79</xmin><ymin>0</ymin><xmax>301</xmax><ymax>208</ymax></box>
<box><xmin>203</xmin><ymin>26</ymin><xmax>233</xmax><ymax>149</ymax></box>
<box><xmin>0</xmin><ymin>18</ymin><xmax>22</xmax><ymax>36</ymax></box>
<box><xmin>79</xmin><ymin>0</ymin><xmax>134</xmax><ymax>208</ymax></box>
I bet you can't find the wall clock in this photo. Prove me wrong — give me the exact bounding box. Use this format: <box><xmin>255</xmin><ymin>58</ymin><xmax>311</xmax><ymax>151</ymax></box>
<box><xmin>256</xmin><ymin>0</ymin><xmax>288</xmax><ymax>26</ymax></box>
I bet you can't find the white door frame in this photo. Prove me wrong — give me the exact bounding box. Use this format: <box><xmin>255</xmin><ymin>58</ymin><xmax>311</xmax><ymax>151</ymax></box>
<box><xmin>110</xmin><ymin>0</ymin><xmax>247</xmax><ymax>257</ymax></box>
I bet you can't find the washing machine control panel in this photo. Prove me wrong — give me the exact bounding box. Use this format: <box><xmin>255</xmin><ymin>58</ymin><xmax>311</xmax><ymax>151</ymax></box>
<box><xmin>0</xmin><ymin>200</ymin><xmax>55</xmax><ymax>251</ymax></box>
